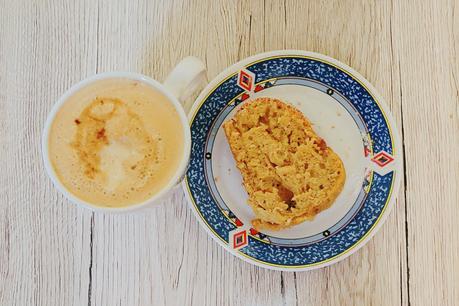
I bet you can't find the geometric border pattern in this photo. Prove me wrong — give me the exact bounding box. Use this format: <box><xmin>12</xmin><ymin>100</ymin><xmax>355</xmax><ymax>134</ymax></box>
<box><xmin>185</xmin><ymin>55</ymin><xmax>397</xmax><ymax>268</ymax></box>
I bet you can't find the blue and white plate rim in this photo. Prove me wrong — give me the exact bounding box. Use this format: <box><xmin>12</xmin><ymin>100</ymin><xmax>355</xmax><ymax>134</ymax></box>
<box><xmin>181</xmin><ymin>50</ymin><xmax>403</xmax><ymax>271</ymax></box>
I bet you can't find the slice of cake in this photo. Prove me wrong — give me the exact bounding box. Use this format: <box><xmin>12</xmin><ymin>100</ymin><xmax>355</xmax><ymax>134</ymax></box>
<box><xmin>223</xmin><ymin>98</ymin><xmax>345</xmax><ymax>230</ymax></box>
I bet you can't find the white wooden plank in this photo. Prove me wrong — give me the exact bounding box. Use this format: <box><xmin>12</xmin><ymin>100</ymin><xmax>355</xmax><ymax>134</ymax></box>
<box><xmin>2</xmin><ymin>0</ymin><xmax>459</xmax><ymax>304</ymax></box>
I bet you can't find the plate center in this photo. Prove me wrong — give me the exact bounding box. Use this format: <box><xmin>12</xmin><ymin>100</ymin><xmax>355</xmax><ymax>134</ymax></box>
<box><xmin>210</xmin><ymin>84</ymin><xmax>367</xmax><ymax>239</ymax></box>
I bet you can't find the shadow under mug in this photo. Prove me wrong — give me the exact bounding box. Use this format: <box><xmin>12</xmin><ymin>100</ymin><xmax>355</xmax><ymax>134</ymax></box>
<box><xmin>42</xmin><ymin>57</ymin><xmax>207</xmax><ymax>212</ymax></box>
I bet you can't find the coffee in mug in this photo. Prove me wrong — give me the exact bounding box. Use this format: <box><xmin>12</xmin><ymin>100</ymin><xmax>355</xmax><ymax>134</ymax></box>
<box><xmin>43</xmin><ymin>58</ymin><xmax>206</xmax><ymax>211</ymax></box>
<box><xmin>48</xmin><ymin>78</ymin><xmax>185</xmax><ymax>207</ymax></box>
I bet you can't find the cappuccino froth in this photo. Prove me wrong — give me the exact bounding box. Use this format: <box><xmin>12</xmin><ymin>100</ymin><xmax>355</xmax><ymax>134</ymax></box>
<box><xmin>48</xmin><ymin>78</ymin><xmax>184</xmax><ymax>207</ymax></box>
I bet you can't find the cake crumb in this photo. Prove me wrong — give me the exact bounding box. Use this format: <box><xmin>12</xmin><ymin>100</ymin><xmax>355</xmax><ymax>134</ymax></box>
<box><xmin>223</xmin><ymin>98</ymin><xmax>346</xmax><ymax>231</ymax></box>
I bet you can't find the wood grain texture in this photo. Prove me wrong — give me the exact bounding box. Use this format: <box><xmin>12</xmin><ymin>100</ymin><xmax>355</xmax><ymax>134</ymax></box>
<box><xmin>0</xmin><ymin>0</ymin><xmax>457</xmax><ymax>305</ymax></box>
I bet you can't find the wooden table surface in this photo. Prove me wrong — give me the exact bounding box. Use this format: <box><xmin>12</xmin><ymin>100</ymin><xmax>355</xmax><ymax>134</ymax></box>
<box><xmin>1</xmin><ymin>0</ymin><xmax>458</xmax><ymax>305</ymax></box>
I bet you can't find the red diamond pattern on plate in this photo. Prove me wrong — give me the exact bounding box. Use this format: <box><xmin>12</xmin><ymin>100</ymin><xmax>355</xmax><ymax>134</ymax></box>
<box><xmin>238</xmin><ymin>70</ymin><xmax>253</xmax><ymax>91</ymax></box>
<box><xmin>233</xmin><ymin>230</ymin><xmax>248</xmax><ymax>249</ymax></box>
<box><xmin>371</xmin><ymin>151</ymin><xmax>394</xmax><ymax>167</ymax></box>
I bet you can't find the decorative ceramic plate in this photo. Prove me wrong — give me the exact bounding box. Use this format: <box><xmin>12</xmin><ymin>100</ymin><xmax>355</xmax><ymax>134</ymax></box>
<box><xmin>183</xmin><ymin>50</ymin><xmax>402</xmax><ymax>271</ymax></box>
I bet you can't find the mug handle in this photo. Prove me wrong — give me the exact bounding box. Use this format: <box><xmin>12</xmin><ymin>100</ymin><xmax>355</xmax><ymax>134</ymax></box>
<box><xmin>163</xmin><ymin>56</ymin><xmax>207</xmax><ymax>113</ymax></box>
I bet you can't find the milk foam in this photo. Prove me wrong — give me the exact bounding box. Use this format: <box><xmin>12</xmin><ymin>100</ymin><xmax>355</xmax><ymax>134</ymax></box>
<box><xmin>48</xmin><ymin>78</ymin><xmax>184</xmax><ymax>207</ymax></box>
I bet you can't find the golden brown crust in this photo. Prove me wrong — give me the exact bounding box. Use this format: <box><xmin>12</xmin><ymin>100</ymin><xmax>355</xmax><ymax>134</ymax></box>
<box><xmin>223</xmin><ymin>97</ymin><xmax>346</xmax><ymax>231</ymax></box>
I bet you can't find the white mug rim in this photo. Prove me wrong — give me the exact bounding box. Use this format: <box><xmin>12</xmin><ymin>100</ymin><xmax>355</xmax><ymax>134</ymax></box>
<box><xmin>42</xmin><ymin>72</ymin><xmax>191</xmax><ymax>213</ymax></box>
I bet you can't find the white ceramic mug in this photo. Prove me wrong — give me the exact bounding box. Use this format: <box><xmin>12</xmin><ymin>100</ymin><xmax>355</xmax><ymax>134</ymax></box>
<box><xmin>42</xmin><ymin>57</ymin><xmax>206</xmax><ymax>212</ymax></box>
